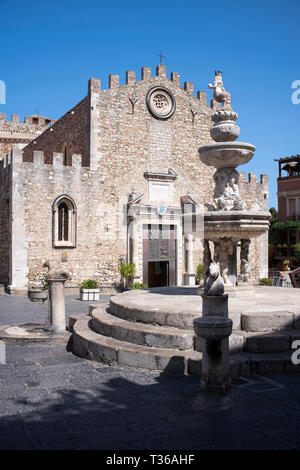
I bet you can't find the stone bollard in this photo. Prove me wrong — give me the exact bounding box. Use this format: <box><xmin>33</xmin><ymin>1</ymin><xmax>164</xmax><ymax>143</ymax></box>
<box><xmin>44</xmin><ymin>265</ymin><xmax>71</xmax><ymax>333</ymax></box>
<box><xmin>48</xmin><ymin>278</ymin><xmax>67</xmax><ymax>333</ymax></box>
<box><xmin>193</xmin><ymin>262</ymin><xmax>233</xmax><ymax>394</ymax></box>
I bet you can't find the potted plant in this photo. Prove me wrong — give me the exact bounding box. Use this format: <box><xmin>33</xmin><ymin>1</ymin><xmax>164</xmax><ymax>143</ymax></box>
<box><xmin>195</xmin><ymin>263</ymin><xmax>203</xmax><ymax>285</ymax></box>
<box><xmin>79</xmin><ymin>279</ymin><xmax>100</xmax><ymax>301</ymax></box>
<box><xmin>28</xmin><ymin>279</ymin><xmax>49</xmax><ymax>303</ymax></box>
<box><xmin>119</xmin><ymin>263</ymin><xmax>136</xmax><ymax>290</ymax></box>
<box><xmin>133</xmin><ymin>282</ymin><xmax>146</xmax><ymax>289</ymax></box>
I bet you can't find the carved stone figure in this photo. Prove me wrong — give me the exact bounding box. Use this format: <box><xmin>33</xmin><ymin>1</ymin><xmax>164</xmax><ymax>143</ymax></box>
<box><xmin>222</xmin><ymin>267</ymin><xmax>232</xmax><ymax>287</ymax></box>
<box><xmin>213</xmin><ymin>168</ymin><xmax>244</xmax><ymax>211</ymax></box>
<box><xmin>204</xmin><ymin>262</ymin><xmax>225</xmax><ymax>296</ymax></box>
<box><xmin>208</xmin><ymin>71</ymin><xmax>232</xmax><ymax>110</ymax></box>
<box><xmin>43</xmin><ymin>261</ymin><xmax>71</xmax><ymax>281</ymax></box>
<box><xmin>239</xmin><ymin>239</ymin><xmax>251</xmax><ymax>283</ymax></box>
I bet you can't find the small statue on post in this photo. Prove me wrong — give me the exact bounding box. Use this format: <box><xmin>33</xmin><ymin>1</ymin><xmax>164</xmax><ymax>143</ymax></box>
<box><xmin>208</xmin><ymin>71</ymin><xmax>232</xmax><ymax>110</ymax></box>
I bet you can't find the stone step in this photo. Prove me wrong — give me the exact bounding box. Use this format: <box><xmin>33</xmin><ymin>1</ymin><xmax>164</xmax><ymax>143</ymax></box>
<box><xmin>238</xmin><ymin>331</ymin><xmax>291</xmax><ymax>353</ymax></box>
<box><xmin>71</xmin><ymin>317</ymin><xmax>300</xmax><ymax>377</ymax></box>
<box><xmin>72</xmin><ymin>317</ymin><xmax>199</xmax><ymax>374</ymax></box>
<box><xmin>109</xmin><ymin>296</ymin><xmax>199</xmax><ymax>329</ymax></box>
<box><xmin>241</xmin><ymin>311</ymin><xmax>295</xmax><ymax>332</ymax></box>
<box><xmin>91</xmin><ymin>306</ymin><xmax>194</xmax><ymax>350</ymax></box>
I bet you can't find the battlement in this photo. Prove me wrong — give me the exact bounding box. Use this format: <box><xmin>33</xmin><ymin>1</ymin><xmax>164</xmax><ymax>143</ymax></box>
<box><xmin>88</xmin><ymin>63</ymin><xmax>210</xmax><ymax>107</ymax></box>
<box><xmin>239</xmin><ymin>171</ymin><xmax>268</xmax><ymax>187</ymax></box>
<box><xmin>0</xmin><ymin>113</ymin><xmax>55</xmax><ymax>127</ymax></box>
<box><xmin>0</xmin><ymin>149</ymin><xmax>86</xmax><ymax>175</ymax></box>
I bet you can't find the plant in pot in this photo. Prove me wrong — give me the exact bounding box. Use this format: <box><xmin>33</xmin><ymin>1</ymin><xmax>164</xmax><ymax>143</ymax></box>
<box><xmin>133</xmin><ymin>282</ymin><xmax>146</xmax><ymax>290</ymax></box>
<box><xmin>195</xmin><ymin>263</ymin><xmax>203</xmax><ymax>285</ymax></box>
<box><xmin>79</xmin><ymin>279</ymin><xmax>100</xmax><ymax>301</ymax></box>
<box><xmin>28</xmin><ymin>278</ymin><xmax>49</xmax><ymax>303</ymax></box>
<box><xmin>119</xmin><ymin>263</ymin><xmax>136</xmax><ymax>291</ymax></box>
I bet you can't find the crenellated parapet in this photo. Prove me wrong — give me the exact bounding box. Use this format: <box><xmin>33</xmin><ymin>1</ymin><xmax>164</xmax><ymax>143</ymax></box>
<box><xmin>87</xmin><ymin>63</ymin><xmax>213</xmax><ymax>109</ymax></box>
<box><xmin>0</xmin><ymin>113</ymin><xmax>56</xmax><ymax>159</ymax></box>
<box><xmin>238</xmin><ymin>172</ymin><xmax>269</xmax><ymax>211</ymax></box>
<box><xmin>0</xmin><ymin>149</ymin><xmax>87</xmax><ymax>180</ymax></box>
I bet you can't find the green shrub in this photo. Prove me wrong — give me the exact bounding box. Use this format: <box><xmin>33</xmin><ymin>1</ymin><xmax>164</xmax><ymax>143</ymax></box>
<box><xmin>80</xmin><ymin>279</ymin><xmax>99</xmax><ymax>289</ymax></box>
<box><xmin>258</xmin><ymin>278</ymin><xmax>274</xmax><ymax>286</ymax></box>
<box><xmin>133</xmin><ymin>282</ymin><xmax>146</xmax><ymax>290</ymax></box>
<box><xmin>283</xmin><ymin>259</ymin><xmax>290</xmax><ymax>265</ymax></box>
<box><xmin>119</xmin><ymin>263</ymin><xmax>136</xmax><ymax>288</ymax></box>
<box><xmin>42</xmin><ymin>279</ymin><xmax>49</xmax><ymax>290</ymax></box>
<box><xmin>196</xmin><ymin>263</ymin><xmax>203</xmax><ymax>282</ymax></box>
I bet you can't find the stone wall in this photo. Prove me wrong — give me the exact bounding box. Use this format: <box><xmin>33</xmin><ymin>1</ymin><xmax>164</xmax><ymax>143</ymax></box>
<box><xmin>23</xmin><ymin>99</ymin><xmax>88</xmax><ymax>165</ymax></box>
<box><xmin>0</xmin><ymin>155</ymin><xmax>11</xmax><ymax>284</ymax></box>
<box><xmin>0</xmin><ymin>113</ymin><xmax>55</xmax><ymax>159</ymax></box>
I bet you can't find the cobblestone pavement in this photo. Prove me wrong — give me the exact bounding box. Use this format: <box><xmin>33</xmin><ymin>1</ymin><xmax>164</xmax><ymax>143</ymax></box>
<box><xmin>0</xmin><ymin>295</ymin><xmax>300</xmax><ymax>450</ymax></box>
<box><xmin>0</xmin><ymin>342</ymin><xmax>300</xmax><ymax>450</ymax></box>
<box><xmin>0</xmin><ymin>293</ymin><xmax>111</xmax><ymax>326</ymax></box>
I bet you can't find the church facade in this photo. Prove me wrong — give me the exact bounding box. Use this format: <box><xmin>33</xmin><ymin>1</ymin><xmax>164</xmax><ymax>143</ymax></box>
<box><xmin>0</xmin><ymin>64</ymin><xmax>269</xmax><ymax>293</ymax></box>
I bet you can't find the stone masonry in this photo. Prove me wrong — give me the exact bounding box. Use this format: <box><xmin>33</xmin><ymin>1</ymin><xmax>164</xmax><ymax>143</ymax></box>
<box><xmin>0</xmin><ymin>114</ymin><xmax>55</xmax><ymax>159</ymax></box>
<box><xmin>0</xmin><ymin>64</ymin><xmax>268</xmax><ymax>291</ymax></box>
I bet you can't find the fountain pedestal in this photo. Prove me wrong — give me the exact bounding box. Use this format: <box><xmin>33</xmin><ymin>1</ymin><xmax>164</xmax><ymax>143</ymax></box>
<box><xmin>194</xmin><ymin>291</ymin><xmax>232</xmax><ymax>394</ymax></box>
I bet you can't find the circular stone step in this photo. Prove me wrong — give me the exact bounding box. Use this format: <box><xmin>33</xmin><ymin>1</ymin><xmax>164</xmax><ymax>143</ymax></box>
<box><xmin>73</xmin><ymin>317</ymin><xmax>200</xmax><ymax>373</ymax></box>
<box><xmin>109</xmin><ymin>289</ymin><xmax>201</xmax><ymax>329</ymax></box>
<box><xmin>241</xmin><ymin>311</ymin><xmax>295</xmax><ymax>332</ymax></box>
<box><xmin>91</xmin><ymin>306</ymin><xmax>194</xmax><ymax>350</ymax></box>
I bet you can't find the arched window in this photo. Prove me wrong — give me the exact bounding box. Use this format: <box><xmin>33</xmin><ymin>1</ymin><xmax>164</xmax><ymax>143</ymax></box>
<box><xmin>58</xmin><ymin>202</ymin><xmax>69</xmax><ymax>241</ymax></box>
<box><xmin>53</xmin><ymin>196</ymin><xmax>76</xmax><ymax>247</ymax></box>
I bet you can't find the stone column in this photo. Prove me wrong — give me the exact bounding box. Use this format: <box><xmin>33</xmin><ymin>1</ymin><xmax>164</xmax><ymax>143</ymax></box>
<box><xmin>48</xmin><ymin>278</ymin><xmax>67</xmax><ymax>333</ymax></box>
<box><xmin>184</xmin><ymin>233</ymin><xmax>195</xmax><ymax>286</ymax></box>
<box><xmin>239</xmin><ymin>239</ymin><xmax>251</xmax><ymax>283</ymax></box>
<box><xmin>130</xmin><ymin>215</ymin><xmax>140</xmax><ymax>283</ymax></box>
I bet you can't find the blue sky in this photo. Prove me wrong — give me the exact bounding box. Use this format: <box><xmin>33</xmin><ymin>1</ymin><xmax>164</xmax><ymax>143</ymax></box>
<box><xmin>1</xmin><ymin>0</ymin><xmax>299</xmax><ymax>208</ymax></box>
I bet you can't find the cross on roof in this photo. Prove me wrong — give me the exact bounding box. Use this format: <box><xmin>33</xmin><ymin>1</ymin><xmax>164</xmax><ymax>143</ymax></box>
<box><xmin>158</xmin><ymin>51</ymin><xmax>165</xmax><ymax>64</ymax></box>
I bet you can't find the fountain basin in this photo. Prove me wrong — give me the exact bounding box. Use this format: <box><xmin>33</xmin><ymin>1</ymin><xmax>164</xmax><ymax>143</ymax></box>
<box><xmin>193</xmin><ymin>316</ymin><xmax>233</xmax><ymax>340</ymax></box>
<box><xmin>199</xmin><ymin>142</ymin><xmax>255</xmax><ymax>169</ymax></box>
<box><xmin>204</xmin><ymin>210</ymin><xmax>270</xmax><ymax>241</ymax></box>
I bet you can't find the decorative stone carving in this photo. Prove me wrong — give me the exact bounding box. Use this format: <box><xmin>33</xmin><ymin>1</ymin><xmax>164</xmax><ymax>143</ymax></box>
<box><xmin>210</xmin><ymin>110</ymin><xmax>240</xmax><ymax>142</ymax></box>
<box><xmin>204</xmin><ymin>262</ymin><xmax>225</xmax><ymax>296</ymax></box>
<box><xmin>213</xmin><ymin>168</ymin><xmax>244</xmax><ymax>211</ymax></box>
<box><xmin>213</xmin><ymin>238</ymin><xmax>237</xmax><ymax>285</ymax></box>
<box><xmin>146</xmin><ymin>86</ymin><xmax>176</xmax><ymax>120</ymax></box>
<box><xmin>208</xmin><ymin>71</ymin><xmax>232</xmax><ymax>110</ymax></box>
<box><xmin>199</xmin><ymin>143</ymin><xmax>255</xmax><ymax>170</ymax></box>
<box><xmin>238</xmin><ymin>239</ymin><xmax>251</xmax><ymax>284</ymax></box>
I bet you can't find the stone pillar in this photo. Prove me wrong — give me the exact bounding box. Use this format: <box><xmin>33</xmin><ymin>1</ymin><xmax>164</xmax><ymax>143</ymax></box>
<box><xmin>184</xmin><ymin>233</ymin><xmax>195</xmax><ymax>286</ymax></box>
<box><xmin>130</xmin><ymin>216</ymin><xmax>140</xmax><ymax>282</ymax></box>
<box><xmin>87</xmin><ymin>78</ymin><xmax>101</xmax><ymax>171</ymax></box>
<box><xmin>48</xmin><ymin>279</ymin><xmax>67</xmax><ymax>333</ymax></box>
<box><xmin>239</xmin><ymin>239</ymin><xmax>251</xmax><ymax>283</ymax></box>
<box><xmin>8</xmin><ymin>149</ymin><xmax>29</xmax><ymax>294</ymax></box>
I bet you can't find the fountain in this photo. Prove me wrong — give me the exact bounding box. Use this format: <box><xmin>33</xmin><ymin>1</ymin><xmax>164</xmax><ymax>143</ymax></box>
<box><xmin>199</xmin><ymin>71</ymin><xmax>269</xmax><ymax>287</ymax></box>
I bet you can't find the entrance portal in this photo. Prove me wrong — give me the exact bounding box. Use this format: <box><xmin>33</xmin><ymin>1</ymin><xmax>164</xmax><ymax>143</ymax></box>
<box><xmin>143</xmin><ymin>224</ymin><xmax>176</xmax><ymax>287</ymax></box>
<box><xmin>148</xmin><ymin>261</ymin><xmax>169</xmax><ymax>288</ymax></box>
